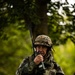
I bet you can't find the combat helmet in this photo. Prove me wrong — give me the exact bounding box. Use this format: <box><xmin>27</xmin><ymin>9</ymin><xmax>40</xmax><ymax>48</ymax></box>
<box><xmin>34</xmin><ymin>35</ymin><xmax>52</xmax><ymax>47</ymax></box>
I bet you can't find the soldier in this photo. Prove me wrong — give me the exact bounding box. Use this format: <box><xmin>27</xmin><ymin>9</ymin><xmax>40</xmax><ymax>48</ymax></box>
<box><xmin>16</xmin><ymin>35</ymin><xmax>64</xmax><ymax>75</ymax></box>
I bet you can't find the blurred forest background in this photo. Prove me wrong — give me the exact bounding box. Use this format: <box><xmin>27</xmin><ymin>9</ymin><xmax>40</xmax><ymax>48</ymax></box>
<box><xmin>0</xmin><ymin>0</ymin><xmax>75</xmax><ymax>75</ymax></box>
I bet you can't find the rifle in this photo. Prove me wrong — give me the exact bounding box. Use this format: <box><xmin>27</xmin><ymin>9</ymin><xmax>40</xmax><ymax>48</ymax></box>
<box><xmin>28</xmin><ymin>24</ymin><xmax>45</xmax><ymax>72</ymax></box>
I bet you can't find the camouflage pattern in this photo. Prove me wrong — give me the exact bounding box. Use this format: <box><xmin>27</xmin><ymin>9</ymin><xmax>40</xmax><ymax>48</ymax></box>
<box><xmin>16</xmin><ymin>35</ymin><xmax>64</xmax><ymax>75</ymax></box>
<box><xmin>16</xmin><ymin>55</ymin><xmax>64</xmax><ymax>75</ymax></box>
<box><xmin>34</xmin><ymin>35</ymin><xmax>52</xmax><ymax>47</ymax></box>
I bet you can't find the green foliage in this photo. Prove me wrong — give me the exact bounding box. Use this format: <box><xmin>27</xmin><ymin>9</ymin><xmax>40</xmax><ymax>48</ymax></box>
<box><xmin>0</xmin><ymin>24</ymin><xmax>33</xmax><ymax>75</ymax></box>
<box><xmin>0</xmin><ymin>24</ymin><xmax>75</xmax><ymax>75</ymax></box>
<box><xmin>54</xmin><ymin>39</ymin><xmax>75</xmax><ymax>75</ymax></box>
<box><xmin>0</xmin><ymin>0</ymin><xmax>75</xmax><ymax>75</ymax></box>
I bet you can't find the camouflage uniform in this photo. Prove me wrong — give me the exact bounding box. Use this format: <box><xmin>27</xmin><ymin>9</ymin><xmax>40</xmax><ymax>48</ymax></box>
<box><xmin>16</xmin><ymin>35</ymin><xmax>64</xmax><ymax>75</ymax></box>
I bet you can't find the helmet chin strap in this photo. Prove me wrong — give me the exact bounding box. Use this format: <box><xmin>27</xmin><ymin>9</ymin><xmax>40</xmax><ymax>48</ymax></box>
<box><xmin>44</xmin><ymin>50</ymin><xmax>53</xmax><ymax>63</ymax></box>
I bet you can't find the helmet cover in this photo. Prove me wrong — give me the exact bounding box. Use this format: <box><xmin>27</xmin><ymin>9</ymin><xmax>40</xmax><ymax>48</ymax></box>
<box><xmin>34</xmin><ymin>35</ymin><xmax>52</xmax><ymax>47</ymax></box>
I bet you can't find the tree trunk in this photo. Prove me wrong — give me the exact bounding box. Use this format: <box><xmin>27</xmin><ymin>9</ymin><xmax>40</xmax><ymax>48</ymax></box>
<box><xmin>25</xmin><ymin>0</ymin><xmax>48</xmax><ymax>42</ymax></box>
<box><xmin>32</xmin><ymin>0</ymin><xmax>48</xmax><ymax>41</ymax></box>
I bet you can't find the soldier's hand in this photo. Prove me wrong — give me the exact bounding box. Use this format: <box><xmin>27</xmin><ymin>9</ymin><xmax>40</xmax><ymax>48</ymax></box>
<box><xmin>34</xmin><ymin>54</ymin><xmax>44</xmax><ymax>65</ymax></box>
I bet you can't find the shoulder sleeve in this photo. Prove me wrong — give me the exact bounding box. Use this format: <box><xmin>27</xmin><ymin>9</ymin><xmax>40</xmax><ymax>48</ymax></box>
<box><xmin>16</xmin><ymin>56</ymin><xmax>36</xmax><ymax>75</ymax></box>
<box><xmin>53</xmin><ymin>61</ymin><xmax>64</xmax><ymax>75</ymax></box>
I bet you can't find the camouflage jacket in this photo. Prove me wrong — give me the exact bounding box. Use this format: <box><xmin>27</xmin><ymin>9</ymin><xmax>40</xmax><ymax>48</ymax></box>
<box><xmin>16</xmin><ymin>55</ymin><xmax>64</xmax><ymax>75</ymax></box>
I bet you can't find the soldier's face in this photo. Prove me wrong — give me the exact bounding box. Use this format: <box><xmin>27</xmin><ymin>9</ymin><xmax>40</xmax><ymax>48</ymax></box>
<box><xmin>35</xmin><ymin>45</ymin><xmax>47</xmax><ymax>56</ymax></box>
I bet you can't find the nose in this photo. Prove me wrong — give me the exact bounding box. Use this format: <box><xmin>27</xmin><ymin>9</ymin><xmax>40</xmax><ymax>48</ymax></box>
<box><xmin>39</xmin><ymin>46</ymin><xmax>43</xmax><ymax>51</ymax></box>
